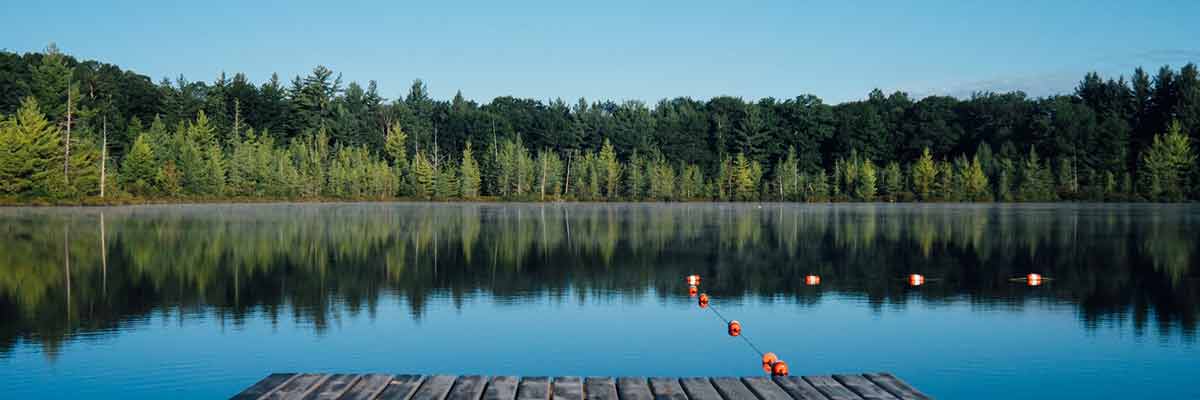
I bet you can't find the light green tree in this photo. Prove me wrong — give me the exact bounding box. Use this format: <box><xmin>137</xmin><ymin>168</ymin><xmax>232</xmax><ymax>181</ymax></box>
<box><xmin>120</xmin><ymin>133</ymin><xmax>159</xmax><ymax>196</ymax></box>
<box><xmin>1139</xmin><ymin>121</ymin><xmax>1196</xmax><ymax>201</ymax></box>
<box><xmin>911</xmin><ymin>147</ymin><xmax>937</xmax><ymax>200</ymax></box>
<box><xmin>460</xmin><ymin>141</ymin><xmax>481</xmax><ymax>198</ymax></box>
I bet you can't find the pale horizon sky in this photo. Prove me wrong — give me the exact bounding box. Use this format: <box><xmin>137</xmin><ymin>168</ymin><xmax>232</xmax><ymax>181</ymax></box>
<box><xmin>3</xmin><ymin>0</ymin><xmax>1199</xmax><ymax>104</ymax></box>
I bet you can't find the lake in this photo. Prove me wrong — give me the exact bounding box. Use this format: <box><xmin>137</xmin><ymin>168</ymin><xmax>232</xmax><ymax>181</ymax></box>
<box><xmin>0</xmin><ymin>203</ymin><xmax>1197</xmax><ymax>399</ymax></box>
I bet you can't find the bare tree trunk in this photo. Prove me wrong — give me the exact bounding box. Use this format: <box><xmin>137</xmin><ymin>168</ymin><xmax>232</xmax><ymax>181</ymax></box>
<box><xmin>540</xmin><ymin>153</ymin><xmax>547</xmax><ymax>201</ymax></box>
<box><xmin>564</xmin><ymin>151</ymin><xmax>572</xmax><ymax>197</ymax></box>
<box><xmin>100</xmin><ymin>212</ymin><xmax>106</xmax><ymax>296</ymax></box>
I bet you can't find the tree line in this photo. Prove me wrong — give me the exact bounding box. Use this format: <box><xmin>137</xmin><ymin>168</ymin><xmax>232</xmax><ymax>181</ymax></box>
<box><xmin>1</xmin><ymin>44</ymin><xmax>1198</xmax><ymax>203</ymax></box>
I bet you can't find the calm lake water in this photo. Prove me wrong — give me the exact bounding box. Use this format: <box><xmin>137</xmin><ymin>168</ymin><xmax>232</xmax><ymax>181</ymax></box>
<box><xmin>0</xmin><ymin>203</ymin><xmax>1197</xmax><ymax>399</ymax></box>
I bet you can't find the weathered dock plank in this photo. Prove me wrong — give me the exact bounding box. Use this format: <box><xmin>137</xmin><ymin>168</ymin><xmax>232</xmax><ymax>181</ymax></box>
<box><xmin>648</xmin><ymin>377</ymin><xmax>687</xmax><ymax>400</ymax></box>
<box><xmin>677</xmin><ymin>378</ymin><xmax>722</xmax><ymax>400</ymax></box>
<box><xmin>772</xmin><ymin>376</ymin><xmax>829</xmax><ymax>400</ymax></box>
<box><xmin>709</xmin><ymin>377</ymin><xmax>756</xmax><ymax>400</ymax></box>
<box><xmin>231</xmin><ymin>373</ymin><xmax>297</xmax><ymax>400</ymax></box>
<box><xmin>447</xmin><ymin>375</ymin><xmax>489</xmax><ymax>400</ymax></box>
<box><xmin>833</xmin><ymin>375</ymin><xmax>898</xmax><ymax>400</ymax></box>
<box><xmin>484</xmin><ymin>376</ymin><xmax>520</xmax><ymax>400</ymax></box>
<box><xmin>517</xmin><ymin>377</ymin><xmax>551</xmax><ymax>400</ymax></box>
<box><xmin>377</xmin><ymin>375</ymin><xmax>428</xmax><ymax>400</ymax></box>
<box><xmin>617</xmin><ymin>377</ymin><xmax>653</xmax><ymax>400</ymax></box>
<box><xmin>862</xmin><ymin>373</ymin><xmax>931</xmax><ymax>400</ymax></box>
<box><xmin>340</xmin><ymin>374</ymin><xmax>395</xmax><ymax>400</ymax></box>
<box><xmin>740</xmin><ymin>377</ymin><xmax>793</xmax><ymax>400</ymax></box>
<box><xmin>301</xmin><ymin>374</ymin><xmax>361</xmax><ymax>400</ymax></box>
<box><xmin>803</xmin><ymin>376</ymin><xmax>864</xmax><ymax>400</ymax></box>
<box><xmin>553</xmin><ymin>377</ymin><xmax>583</xmax><ymax>400</ymax></box>
<box><xmin>234</xmin><ymin>373</ymin><xmax>931</xmax><ymax>400</ymax></box>
<box><xmin>411</xmin><ymin>375</ymin><xmax>459</xmax><ymax>400</ymax></box>
<box><xmin>584</xmin><ymin>377</ymin><xmax>617</xmax><ymax>400</ymax></box>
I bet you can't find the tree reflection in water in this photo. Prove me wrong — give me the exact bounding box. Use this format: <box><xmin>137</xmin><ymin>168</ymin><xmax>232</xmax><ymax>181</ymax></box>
<box><xmin>0</xmin><ymin>203</ymin><xmax>1196</xmax><ymax>358</ymax></box>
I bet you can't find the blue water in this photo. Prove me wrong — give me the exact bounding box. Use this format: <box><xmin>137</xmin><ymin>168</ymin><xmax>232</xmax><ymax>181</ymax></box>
<box><xmin>0</xmin><ymin>203</ymin><xmax>1196</xmax><ymax>399</ymax></box>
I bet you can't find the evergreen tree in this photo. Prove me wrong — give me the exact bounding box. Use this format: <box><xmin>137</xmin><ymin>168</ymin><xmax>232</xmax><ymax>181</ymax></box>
<box><xmin>599</xmin><ymin>138</ymin><xmax>621</xmax><ymax>199</ymax></box>
<box><xmin>460</xmin><ymin>141</ymin><xmax>481</xmax><ymax>198</ymax></box>
<box><xmin>625</xmin><ymin>151</ymin><xmax>645</xmax><ymax>200</ymax></box>
<box><xmin>734</xmin><ymin>152</ymin><xmax>758</xmax><ymax>201</ymax></box>
<box><xmin>1139</xmin><ymin>121</ymin><xmax>1195</xmax><ymax>201</ymax></box>
<box><xmin>0</xmin><ymin>98</ymin><xmax>63</xmax><ymax>196</ymax></box>
<box><xmin>855</xmin><ymin>159</ymin><xmax>877</xmax><ymax>201</ymax></box>
<box><xmin>911</xmin><ymin>147</ymin><xmax>937</xmax><ymax>200</ymax></box>
<box><xmin>965</xmin><ymin>155</ymin><xmax>990</xmax><ymax>201</ymax></box>
<box><xmin>120</xmin><ymin>133</ymin><xmax>159</xmax><ymax>196</ymax></box>
<box><xmin>1018</xmin><ymin>146</ymin><xmax>1054</xmax><ymax>201</ymax></box>
<box><xmin>411</xmin><ymin>151</ymin><xmax>435</xmax><ymax>199</ymax></box>
<box><xmin>882</xmin><ymin>162</ymin><xmax>903</xmax><ymax>199</ymax></box>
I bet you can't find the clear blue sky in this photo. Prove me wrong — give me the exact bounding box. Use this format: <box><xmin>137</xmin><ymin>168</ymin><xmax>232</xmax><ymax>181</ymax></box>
<box><xmin>4</xmin><ymin>0</ymin><xmax>1199</xmax><ymax>104</ymax></box>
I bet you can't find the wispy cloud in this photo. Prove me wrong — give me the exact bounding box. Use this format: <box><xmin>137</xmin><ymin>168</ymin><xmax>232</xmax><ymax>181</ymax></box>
<box><xmin>896</xmin><ymin>49</ymin><xmax>1200</xmax><ymax>100</ymax></box>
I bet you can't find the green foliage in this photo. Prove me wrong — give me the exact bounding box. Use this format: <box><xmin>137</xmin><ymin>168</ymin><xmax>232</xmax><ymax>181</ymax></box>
<box><xmin>855</xmin><ymin>159</ymin><xmax>877</xmax><ymax>201</ymax></box>
<box><xmin>882</xmin><ymin>162</ymin><xmax>903</xmax><ymax>198</ymax></box>
<box><xmin>912</xmin><ymin>148</ymin><xmax>937</xmax><ymax>200</ymax></box>
<box><xmin>459</xmin><ymin>141</ymin><xmax>481</xmax><ymax>198</ymax></box>
<box><xmin>599</xmin><ymin>138</ymin><xmax>621</xmax><ymax>198</ymax></box>
<box><xmin>119</xmin><ymin>133</ymin><xmax>158</xmax><ymax>196</ymax></box>
<box><xmin>1139</xmin><ymin>121</ymin><xmax>1196</xmax><ymax>201</ymax></box>
<box><xmin>1018</xmin><ymin>146</ymin><xmax>1055</xmax><ymax>201</ymax></box>
<box><xmin>411</xmin><ymin>151</ymin><xmax>435</xmax><ymax>199</ymax></box>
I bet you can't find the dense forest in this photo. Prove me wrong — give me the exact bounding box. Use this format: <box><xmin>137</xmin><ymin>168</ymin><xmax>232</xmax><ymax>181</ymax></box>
<box><xmin>0</xmin><ymin>44</ymin><xmax>1197</xmax><ymax>203</ymax></box>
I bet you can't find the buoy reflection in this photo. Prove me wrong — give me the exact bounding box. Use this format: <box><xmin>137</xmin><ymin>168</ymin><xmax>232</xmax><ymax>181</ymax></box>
<box><xmin>908</xmin><ymin>274</ymin><xmax>926</xmax><ymax>287</ymax></box>
<box><xmin>805</xmin><ymin>275</ymin><xmax>821</xmax><ymax>286</ymax></box>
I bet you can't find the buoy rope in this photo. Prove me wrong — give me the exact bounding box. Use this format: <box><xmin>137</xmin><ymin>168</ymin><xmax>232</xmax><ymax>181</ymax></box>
<box><xmin>704</xmin><ymin>299</ymin><xmax>766</xmax><ymax>357</ymax></box>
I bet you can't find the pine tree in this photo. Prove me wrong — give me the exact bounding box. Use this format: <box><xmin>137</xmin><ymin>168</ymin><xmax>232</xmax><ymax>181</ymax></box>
<box><xmin>855</xmin><ymin>159</ymin><xmax>877</xmax><ymax>201</ymax></box>
<box><xmin>734</xmin><ymin>152</ymin><xmax>757</xmax><ymax>201</ymax></box>
<box><xmin>120</xmin><ymin>133</ymin><xmax>159</xmax><ymax>196</ymax></box>
<box><xmin>1018</xmin><ymin>146</ymin><xmax>1053</xmax><ymax>201</ymax></box>
<box><xmin>883</xmin><ymin>162</ymin><xmax>903</xmax><ymax>199</ymax></box>
<box><xmin>912</xmin><ymin>147</ymin><xmax>937</xmax><ymax>200</ymax></box>
<box><xmin>411</xmin><ymin>151</ymin><xmax>435</xmax><ymax>199</ymax></box>
<box><xmin>385</xmin><ymin>122</ymin><xmax>409</xmax><ymax>195</ymax></box>
<box><xmin>460</xmin><ymin>141</ymin><xmax>481</xmax><ymax>198</ymax></box>
<box><xmin>777</xmin><ymin>147</ymin><xmax>800</xmax><ymax>200</ymax></box>
<box><xmin>0</xmin><ymin>98</ymin><xmax>65</xmax><ymax>196</ymax></box>
<box><xmin>599</xmin><ymin>138</ymin><xmax>621</xmax><ymax>199</ymax></box>
<box><xmin>625</xmin><ymin>151</ymin><xmax>645</xmax><ymax>200</ymax></box>
<box><xmin>1139</xmin><ymin>121</ymin><xmax>1196</xmax><ymax>201</ymax></box>
<box><xmin>965</xmin><ymin>155</ymin><xmax>990</xmax><ymax>201</ymax></box>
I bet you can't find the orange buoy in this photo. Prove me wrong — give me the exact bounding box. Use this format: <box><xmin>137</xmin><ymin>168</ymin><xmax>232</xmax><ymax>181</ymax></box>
<box><xmin>698</xmin><ymin>293</ymin><xmax>710</xmax><ymax>308</ymax></box>
<box><xmin>909</xmin><ymin>274</ymin><xmax>925</xmax><ymax>287</ymax></box>
<box><xmin>805</xmin><ymin>275</ymin><xmax>821</xmax><ymax>286</ymax></box>
<box><xmin>771</xmin><ymin>360</ymin><xmax>789</xmax><ymax>376</ymax></box>
<box><xmin>688</xmin><ymin>286</ymin><xmax>699</xmax><ymax>297</ymax></box>
<box><xmin>686</xmin><ymin>275</ymin><xmax>701</xmax><ymax>286</ymax></box>
<box><xmin>1027</xmin><ymin>273</ymin><xmax>1043</xmax><ymax>287</ymax></box>
<box><xmin>728</xmin><ymin>320</ymin><xmax>742</xmax><ymax>337</ymax></box>
<box><xmin>762</xmin><ymin>363</ymin><xmax>773</xmax><ymax>374</ymax></box>
<box><xmin>761</xmin><ymin>352</ymin><xmax>778</xmax><ymax>365</ymax></box>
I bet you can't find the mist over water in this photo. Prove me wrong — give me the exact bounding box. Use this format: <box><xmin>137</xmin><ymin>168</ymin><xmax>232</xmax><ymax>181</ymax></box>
<box><xmin>0</xmin><ymin>203</ymin><xmax>1197</xmax><ymax>399</ymax></box>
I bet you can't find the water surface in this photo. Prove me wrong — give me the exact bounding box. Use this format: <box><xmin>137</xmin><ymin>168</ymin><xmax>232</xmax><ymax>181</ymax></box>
<box><xmin>0</xmin><ymin>203</ymin><xmax>1197</xmax><ymax>399</ymax></box>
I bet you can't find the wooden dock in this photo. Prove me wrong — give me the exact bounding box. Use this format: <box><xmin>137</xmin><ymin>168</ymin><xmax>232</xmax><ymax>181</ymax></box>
<box><xmin>231</xmin><ymin>373</ymin><xmax>931</xmax><ymax>400</ymax></box>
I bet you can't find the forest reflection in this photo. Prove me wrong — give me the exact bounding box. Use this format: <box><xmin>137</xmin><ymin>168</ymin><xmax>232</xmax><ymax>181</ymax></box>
<box><xmin>1</xmin><ymin>203</ymin><xmax>1197</xmax><ymax>357</ymax></box>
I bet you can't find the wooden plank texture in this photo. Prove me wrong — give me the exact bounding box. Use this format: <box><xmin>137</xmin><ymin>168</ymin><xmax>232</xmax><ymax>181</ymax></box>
<box><xmin>411</xmin><ymin>375</ymin><xmax>458</xmax><ymax>400</ymax></box>
<box><xmin>340</xmin><ymin>374</ymin><xmax>395</xmax><ymax>400</ymax></box>
<box><xmin>301</xmin><ymin>374</ymin><xmax>361</xmax><ymax>400</ymax></box>
<box><xmin>647</xmin><ymin>378</ymin><xmax>687</xmax><ymax>400</ymax></box>
<box><xmin>803</xmin><ymin>376</ymin><xmax>864</xmax><ymax>400</ymax></box>
<box><xmin>447</xmin><ymin>376</ymin><xmax>489</xmax><ymax>400</ymax></box>
<box><xmin>584</xmin><ymin>377</ymin><xmax>618</xmax><ymax>400</ymax></box>
<box><xmin>772</xmin><ymin>376</ymin><xmax>830</xmax><ymax>400</ymax></box>
<box><xmin>484</xmin><ymin>376</ymin><xmax>520</xmax><ymax>400</ymax></box>
<box><xmin>231</xmin><ymin>373</ymin><xmax>296</xmax><ymax>400</ymax></box>
<box><xmin>862</xmin><ymin>373</ymin><xmax>931</xmax><ymax>400</ymax></box>
<box><xmin>677</xmin><ymin>378</ymin><xmax>722</xmax><ymax>400</ymax></box>
<box><xmin>517</xmin><ymin>377</ymin><xmax>551</xmax><ymax>400</ymax></box>
<box><xmin>709</xmin><ymin>377</ymin><xmax>757</xmax><ymax>400</ymax></box>
<box><xmin>260</xmin><ymin>373</ymin><xmax>328</xmax><ymax>400</ymax></box>
<box><xmin>553</xmin><ymin>377</ymin><xmax>583</xmax><ymax>400</ymax></box>
<box><xmin>741</xmin><ymin>377</ymin><xmax>794</xmax><ymax>400</ymax></box>
<box><xmin>377</xmin><ymin>375</ymin><xmax>428</xmax><ymax>400</ymax></box>
<box><xmin>833</xmin><ymin>375</ymin><xmax>899</xmax><ymax>400</ymax></box>
<box><xmin>616</xmin><ymin>377</ymin><xmax>652</xmax><ymax>400</ymax></box>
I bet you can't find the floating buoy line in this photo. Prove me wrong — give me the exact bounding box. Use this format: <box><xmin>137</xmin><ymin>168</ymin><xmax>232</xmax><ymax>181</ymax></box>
<box><xmin>683</xmin><ymin>271</ymin><xmax>1050</xmax><ymax>375</ymax></box>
